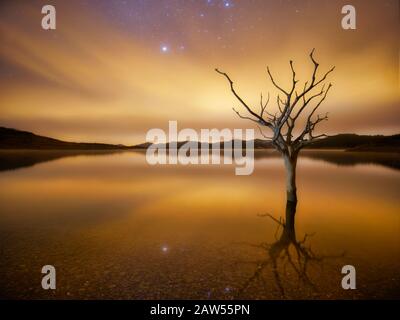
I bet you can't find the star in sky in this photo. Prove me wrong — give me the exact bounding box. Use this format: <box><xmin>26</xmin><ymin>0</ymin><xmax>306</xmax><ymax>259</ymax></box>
<box><xmin>224</xmin><ymin>1</ymin><xmax>232</xmax><ymax>8</ymax></box>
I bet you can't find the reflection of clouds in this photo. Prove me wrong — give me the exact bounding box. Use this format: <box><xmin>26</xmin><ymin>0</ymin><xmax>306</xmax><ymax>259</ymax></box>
<box><xmin>0</xmin><ymin>150</ymin><xmax>399</xmax><ymax>298</ymax></box>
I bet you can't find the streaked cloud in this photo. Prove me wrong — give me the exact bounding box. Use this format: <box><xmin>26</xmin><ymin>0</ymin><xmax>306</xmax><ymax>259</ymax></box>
<box><xmin>0</xmin><ymin>0</ymin><xmax>398</xmax><ymax>144</ymax></box>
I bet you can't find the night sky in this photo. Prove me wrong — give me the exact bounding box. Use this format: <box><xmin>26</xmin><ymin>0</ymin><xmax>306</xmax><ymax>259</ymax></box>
<box><xmin>0</xmin><ymin>0</ymin><xmax>398</xmax><ymax>144</ymax></box>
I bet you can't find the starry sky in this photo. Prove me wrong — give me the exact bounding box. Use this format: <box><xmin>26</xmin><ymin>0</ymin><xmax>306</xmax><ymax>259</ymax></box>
<box><xmin>0</xmin><ymin>0</ymin><xmax>398</xmax><ymax>144</ymax></box>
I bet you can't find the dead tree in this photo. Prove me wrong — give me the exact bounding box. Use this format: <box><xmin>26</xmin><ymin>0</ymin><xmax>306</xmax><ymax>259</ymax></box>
<box><xmin>216</xmin><ymin>49</ymin><xmax>335</xmax><ymax>202</ymax></box>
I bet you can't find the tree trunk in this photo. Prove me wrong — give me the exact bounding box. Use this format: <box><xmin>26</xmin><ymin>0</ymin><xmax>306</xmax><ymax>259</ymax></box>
<box><xmin>283</xmin><ymin>199</ymin><xmax>297</xmax><ymax>241</ymax></box>
<box><xmin>283</xmin><ymin>153</ymin><xmax>298</xmax><ymax>203</ymax></box>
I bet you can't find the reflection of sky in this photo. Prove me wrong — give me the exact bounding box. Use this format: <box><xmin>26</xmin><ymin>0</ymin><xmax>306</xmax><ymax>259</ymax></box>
<box><xmin>0</xmin><ymin>0</ymin><xmax>398</xmax><ymax>144</ymax></box>
<box><xmin>0</xmin><ymin>151</ymin><xmax>399</xmax><ymax>298</ymax></box>
<box><xmin>1</xmin><ymin>151</ymin><xmax>398</xmax><ymax>230</ymax></box>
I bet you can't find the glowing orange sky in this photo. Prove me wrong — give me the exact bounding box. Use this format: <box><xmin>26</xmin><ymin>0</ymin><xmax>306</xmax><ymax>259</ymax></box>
<box><xmin>0</xmin><ymin>0</ymin><xmax>398</xmax><ymax>144</ymax></box>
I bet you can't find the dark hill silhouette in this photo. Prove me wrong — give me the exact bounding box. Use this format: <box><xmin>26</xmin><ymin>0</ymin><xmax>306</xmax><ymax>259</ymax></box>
<box><xmin>1</xmin><ymin>126</ymin><xmax>399</xmax><ymax>152</ymax></box>
<box><xmin>0</xmin><ymin>127</ymin><xmax>129</xmax><ymax>150</ymax></box>
<box><xmin>0</xmin><ymin>126</ymin><xmax>399</xmax><ymax>172</ymax></box>
<box><xmin>150</xmin><ymin>139</ymin><xmax>273</xmax><ymax>150</ymax></box>
<box><xmin>148</xmin><ymin>134</ymin><xmax>400</xmax><ymax>152</ymax></box>
<box><xmin>307</xmin><ymin>133</ymin><xmax>400</xmax><ymax>152</ymax></box>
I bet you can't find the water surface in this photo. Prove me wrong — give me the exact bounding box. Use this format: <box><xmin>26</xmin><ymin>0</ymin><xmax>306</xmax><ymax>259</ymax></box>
<box><xmin>0</xmin><ymin>150</ymin><xmax>399</xmax><ymax>299</ymax></box>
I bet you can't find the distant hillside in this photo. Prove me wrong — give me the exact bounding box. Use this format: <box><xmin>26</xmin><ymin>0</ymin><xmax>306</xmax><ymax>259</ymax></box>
<box><xmin>306</xmin><ymin>134</ymin><xmax>400</xmax><ymax>152</ymax></box>
<box><xmin>150</xmin><ymin>139</ymin><xmax>273</xmax><ymax>150</ymax></box>
<box><xmin>0</xmin><ymin>127</ymin><xmax>128</xmax><ymax>150</ymax></box>
<box><xmin>1</xmin><ymin>126</ymin><xmax>399</xmax><ymax>152</ymax></box>
<box><xmin>144</xmin><ymin>134</ymin><xmax>400</xmax><ymax>152</ymax></box>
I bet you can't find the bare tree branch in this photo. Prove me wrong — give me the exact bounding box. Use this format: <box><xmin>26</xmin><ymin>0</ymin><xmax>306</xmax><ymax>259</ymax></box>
<box><xmin>267</xmin><ymin>67</ymin><xmax>289</xmax><ymax>96</ymax></box>
<box><xmin>215</xmin><ymin>68</ymin><xmax>271</xmax><ymax>127</ymax></box>
<box><xmin>217</xmin><ymin>49</ymin><xmax>334</xmax><ymax>201</ymax></box>
<box><xmin>232</xmin><ymin>107</ymin><xmax>260</xmax><ymax>124</ymax></box>
<box><xmin>257</xmin><ymin>125</ymin><xmax>273</xmax><ymax>140</ymax></box>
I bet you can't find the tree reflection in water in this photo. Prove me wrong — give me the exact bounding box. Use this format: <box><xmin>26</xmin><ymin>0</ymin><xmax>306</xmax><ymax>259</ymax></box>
<box><xmin>234</xmin><ymin>200</ymin><xmax>345</xmax><ymax>298</ymax></box>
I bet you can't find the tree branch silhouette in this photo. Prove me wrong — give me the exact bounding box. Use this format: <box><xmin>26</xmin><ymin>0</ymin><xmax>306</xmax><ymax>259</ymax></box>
<box><xmin>216</xmin><ymin>49</ymin><xmax>335</xmax><ymax>202</ymax></box>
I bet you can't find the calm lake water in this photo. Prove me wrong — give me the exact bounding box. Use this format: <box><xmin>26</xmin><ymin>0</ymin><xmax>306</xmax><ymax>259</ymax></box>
<box><xmin>0</xmin><ymin>150</ymin><xmax>399</xmax><ymax>299</ymax></box>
